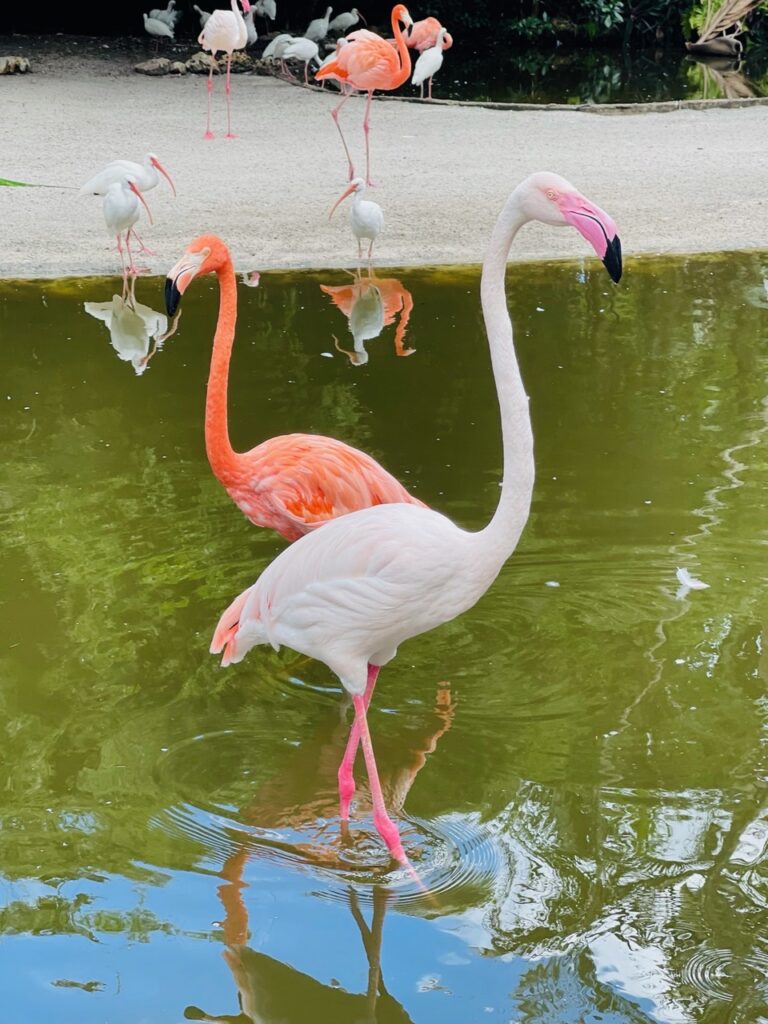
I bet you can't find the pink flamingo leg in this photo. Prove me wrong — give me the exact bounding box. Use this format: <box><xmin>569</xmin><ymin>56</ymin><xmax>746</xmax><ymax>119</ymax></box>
<box><xmin>204</xmin><ymin>63</ymin><xmax>215</xmax><ymax>139</ymax></box>
<box><xmin>331</xmin><ymin>89</ymin><xmax>355</xmax><ymax>181</ymax></box>
<box><xmin>362</xmin><ymin>89</ymin><xmax>375</xmax><ymax>187</ymax></box>
<box><xmin>225</xmin><ymin>54</ymin><xmax>237</xmax><ymax>139</ymax></box>
<box><xmin>338</xmin><ymin>664</ymin><xmax>379</xmax><ymax>819</ymax></box>
<box><xmin>352</xmin><ymin>692</ymin><xmax>407</xmax><ymax>864</ymax></box>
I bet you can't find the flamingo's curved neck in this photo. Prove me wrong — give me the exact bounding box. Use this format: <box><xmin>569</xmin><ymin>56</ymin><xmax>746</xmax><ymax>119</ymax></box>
<box><xmin>478</xmin><ymin>190</ymin><xmax>535</xmax><ymax>557</ymax></box>
<box><xmin>206</xmin><ymin>256</ymin><xmax>240</xmax><ymax>483</ymax></box>
<box><xmin>390</xmin><ymin>11</ymin><xmax>411</xmax><ymax>85</ymax></box>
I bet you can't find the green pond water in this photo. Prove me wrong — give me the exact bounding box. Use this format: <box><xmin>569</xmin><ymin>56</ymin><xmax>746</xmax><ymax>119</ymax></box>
<box><xmin>417</xmin><ymin>45</ymin><xmax>768</xmax><ymax>103</ymax></box>
<box><xmin>1</xmin><ymin>251</ymin><xmax>767</xmax><ymax>1023</ymax></box>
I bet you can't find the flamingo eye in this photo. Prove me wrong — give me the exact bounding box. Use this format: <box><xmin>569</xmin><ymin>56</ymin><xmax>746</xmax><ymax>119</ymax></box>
<box><xmin>545</xmin><ymin>189</ymin><xmax>557</xmax><ymax>201</ymax></box>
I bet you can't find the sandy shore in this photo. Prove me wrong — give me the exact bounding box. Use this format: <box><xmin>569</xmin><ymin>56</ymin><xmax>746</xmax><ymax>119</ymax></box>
<box><xmin>2</xmin><ymin>55</ymin><xmax>767</xmax><ymax>278</ymax></box>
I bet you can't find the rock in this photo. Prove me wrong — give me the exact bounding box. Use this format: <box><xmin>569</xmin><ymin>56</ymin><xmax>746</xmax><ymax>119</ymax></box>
<box><xmin>169</xmin><ymin>61</ymin><xmax>187</xmax><ymax>75</ymax></box>
<box><xmin>250</xmin><ymin>58</ymin><xmax>273</xmax><ymax>77</ymax></box>
<box><xmin>218</xmin><ymin>50</ymin><xmax>254</xmax><ymax>73</ymax></box>
<box><xmin>135</xmin><ymin>57</ymin><xmax>171</xmax><ymax>76</ymax></box>
<box><xmin>0</xmin><ymin>56</ymin><xmax>31</xmax><ymax>75</ymax></box>
<box><xmin>186</xmin><ymin>51</ymin><xmax>219</xmax><ymax>74</ymax></box>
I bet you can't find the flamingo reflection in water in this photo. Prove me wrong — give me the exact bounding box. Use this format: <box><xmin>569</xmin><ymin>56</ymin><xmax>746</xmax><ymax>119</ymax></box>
<box><xmin>321</xmin><ymin>271</ymin><xmax>415</xmax><ymax>367</ymax></box>
<box><xmin>84</xmin><ymin>275</ymin><xmax>181</xmax><ymax>375</ymax></box>
<box><xmin>183</xmin><ymin>686</ymin><xmax>454</xmax><ymax>1023</ymax></box>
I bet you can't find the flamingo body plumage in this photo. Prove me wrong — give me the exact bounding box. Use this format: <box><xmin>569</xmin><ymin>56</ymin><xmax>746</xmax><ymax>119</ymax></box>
<box><xmin>315</xmin><ymin>3</ymin><xmax>413</xmax><ymax>185</ymax></box>
<box><xmin>210</xmin><ymin>173</ymin><xmax>623</xmax><ymax>865</ymax></box>
<box><xmin>164</xmin><ymin>235</ymin><xmax>425</xmax><ymax>542</ymax></box>
<box><xmin>407</xmin><ymin>16</ymin><xmax>453</xmax><ymax>52</ymax></box>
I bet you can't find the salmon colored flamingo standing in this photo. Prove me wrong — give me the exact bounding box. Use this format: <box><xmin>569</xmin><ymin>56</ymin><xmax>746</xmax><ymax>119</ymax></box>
<box><xmin>315</xmin><ymin>3</ymin><xmax>413</xmax><ymax>185</ymax></box>
<box><xmin>210</xmin><ymin>173</ymin><xmax>623</xmax><ymax>867</ymax></box>
<box><xmin>164</xmin><ymin>235</ymin><xmax>425</xmax><ymax>542</ymax></box>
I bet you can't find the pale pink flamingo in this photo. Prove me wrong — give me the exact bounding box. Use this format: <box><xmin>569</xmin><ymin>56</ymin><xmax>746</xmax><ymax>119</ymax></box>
<box><xmin>315</xmin><ymin>3</ymin><xmax>413</xmax><ymax>185</ymax></box>
<box><xmin>198</xmin><ymin>0</ymin><xmax>251</xmax><ymax>139</ymax></box>
<box><xmin>164</xmin><ymin>235</ymin><xmax>425</xmax><ymax>542</ymax></box>
<box><xmin>210</xmin><ymin>173</ymin><xmax>623</xmax><ymax>866</ymax></box>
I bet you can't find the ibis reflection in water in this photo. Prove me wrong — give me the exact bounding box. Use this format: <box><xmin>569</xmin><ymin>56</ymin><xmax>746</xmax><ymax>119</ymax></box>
<box><xmin>83</xmin><ymin>274</ymin><xmax>181</xmax><ymax>375</ymax></box>
<box><xmin>321</xmin><ymin>270</ymin><xmax>415</xmax><ymax>366</ymax></box>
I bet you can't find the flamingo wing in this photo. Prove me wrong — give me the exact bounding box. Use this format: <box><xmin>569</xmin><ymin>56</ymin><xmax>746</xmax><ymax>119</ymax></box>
<box><xmin>212</xmin><ymin>503</ymin><xmax>471</xmax><ymax>693</ymax></box>
<box><xmin>241</xmin><ymin>434</ymin><xmax>425</xmax><ymax>537</ymax></box>
<box><xmin>342</xmin><ymin>38</ymin><xmax>399</xmax><ymax>85</ymax></box>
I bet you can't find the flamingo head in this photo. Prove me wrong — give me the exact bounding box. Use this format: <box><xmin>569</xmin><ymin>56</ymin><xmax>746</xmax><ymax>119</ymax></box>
<box><xmin>441</xmin><ymin>29</ymin><xmax>453</xmax><ymax>49</ymax></box>
<box><xmin>393</xmin><ymin>4</ymin><xmax>413</xmax><ymax>30</ymax></box>
<box><xmin>239</xmin><ymin>0</ymin><xmax>251</xmax><ymax>13</ymax></box>
<box><xmin>517</xmin><ymin>172</ymin><xmax>622</xmax><ymax>283</ymax></box>
<box><xmin>164</xmin><ymin>235</ymin><xmax>229</xmax><ymax>317</ymax></box>
<box><xmin>146</xmin><ymin>153</ymin><xmax>177</xmax><ymax>197</ymax></box>
<box><xmin>329</xmin><ymin>177</ymin><xmax>365</xmax><ymax>219</ymax></box>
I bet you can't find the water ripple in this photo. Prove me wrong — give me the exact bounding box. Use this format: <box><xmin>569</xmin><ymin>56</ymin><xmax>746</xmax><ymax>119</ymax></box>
<box><xmin>681</xmin><ymin>947</ymin><xmax>768</xmax><ymax>1003</ymax></box>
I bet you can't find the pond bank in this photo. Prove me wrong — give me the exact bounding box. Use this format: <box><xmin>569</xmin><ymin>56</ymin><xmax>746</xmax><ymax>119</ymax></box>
<box><xmin>3</xmin><ymin>65</ymin><xmax>767</xmax><ymax>278</ymax></box>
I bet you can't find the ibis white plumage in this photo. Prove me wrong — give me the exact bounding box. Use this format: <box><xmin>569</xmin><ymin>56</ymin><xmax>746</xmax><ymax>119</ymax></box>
<box><xmin>282</xmin><ymin>36</ymin><xmax>319</xmax><ymax>84</ymax></box>
<box><xmin>193</xmin><ymin>4</ymin><xmax>211</xmax><ymax>28</ymax></box>
<box><xmin>78</xmin><ymin>153</ymin><xmax>176</xmax><ymax>199</ymax></box>
<box><xmin>102</xmin><ymin>179</ymin><xmax>154</xmax><ymax>276</ymax></box>
<box><xmin>143</xmin><ymin>11</ymin><xmax>174</xmax><ymax>42</ymax></box>
<box><xmin>329</xmin><ymin>177</ymin><xmax>383</xmax><ymax>261</ymax></box>
<box><xmin>304</xmin><ymin>5</ymin><xmax>333</xmax><ymax>41</ymax></box>
<box><xmin>411</xmin><ymin>25</ymin><xmax>447</xmax><ymax>99</ymax></box>
<box><xmin>329</xmin><ymin>7</ymin><xmax>365</xmax><ymax>32</ymax></box>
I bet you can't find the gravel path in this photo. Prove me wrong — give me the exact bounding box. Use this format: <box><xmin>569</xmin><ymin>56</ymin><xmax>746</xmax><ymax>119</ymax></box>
<box><xmin>2</xmin><ymin>50</ymin><xmax>767</xmax><ymax>278</ymax></box>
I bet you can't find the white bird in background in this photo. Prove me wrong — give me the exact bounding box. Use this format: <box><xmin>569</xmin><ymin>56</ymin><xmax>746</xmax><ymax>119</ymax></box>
<box><xmin>329</xmin><ymin>7</ymin><xmax>365</xmax><ymax>32</ymax></box>
<box><xmin>261</xmin><ymin>32</ymin><xmax>296</xmax><ymax>75</ymax></box>
<box><xmin>193</xmin><ymin>4</ymin><xmax>212</xmax><ymax>28</ymax></box>
<box><xmin>304</xmin><ymin>5</ymin><xmax>333</xmax><ymax>41</ymax></box>
<box><xmin>243</xmin><ymin>6</ymin><xmax>258</xmax><ymax>45</ymax></box>
<box><xmin>198</xmin><ymin>0</ymin><xmax>251</xmax><ymax>139</ymax></box>
<box><xmin>78</xmin><ymin>153</ymin><xmax>177</xmax><ymax>199</ymax></box>
<box><xmin>254</xmin><ymin>0</ymin><xmax>276</xmax><ymax>18</ymax></box>
<box><xmin>210</xmin><ymin>173</ymin><xmax>623</xmax><ymax>867</ymax></box>
<box><xmin>148</xmin><ymin>0</ymin><xmax>180</xmax><ymax>29</ymax></box>
<box><xmin>143</xmin><ymin>11</ymin><xmax>174</xmax><ymax>44</ymax></box>
<box><xmin>79</xmin><ymin>153</ymin><xmax>175</xmax><ymax>256</ymax></box>
<box><xmin>411</xmin><ymin>25</ymin><xmax>447</xmax><ymax>99</ymax></box>
<box><xmin>102</xmin><ymin>179</ymin><xmax>154</xmax><ymax>277</ymax></box>
<box><xmin>330</xmin><ymin>176</ymin><xmax>383</xmax><ymax>261</ymax></box>
<box><xmin>282</xmin><ymin>37</ymin><xmax>320</xmax><ymax>85</ymax></box>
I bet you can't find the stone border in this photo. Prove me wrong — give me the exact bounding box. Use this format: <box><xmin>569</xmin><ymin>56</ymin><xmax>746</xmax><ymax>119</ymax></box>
<box><xmin>294</xmin><ymin>75</ymin><xmax>768</xmax><ymax>114</ymax></box>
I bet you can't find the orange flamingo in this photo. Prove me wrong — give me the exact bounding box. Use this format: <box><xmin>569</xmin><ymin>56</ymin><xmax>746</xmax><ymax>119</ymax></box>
<box><xmin>164</xmin><ymin>235</ymin><xmax>425</xmax><ymax>542</ymax></box>
<box><xmin>315</xmin><ymin>3</ymin><xmax>413</xmax><ymax>185</ymax></box>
